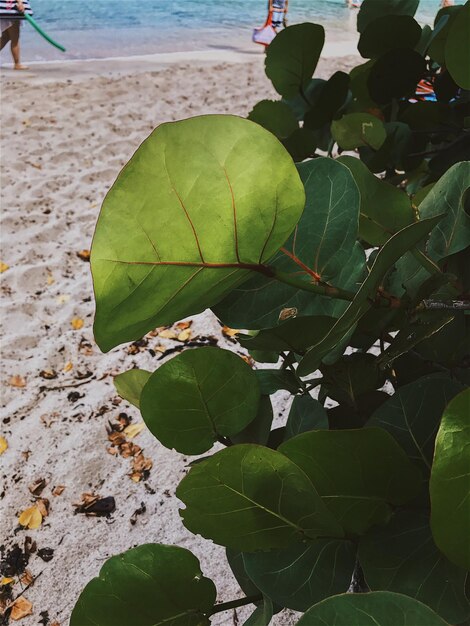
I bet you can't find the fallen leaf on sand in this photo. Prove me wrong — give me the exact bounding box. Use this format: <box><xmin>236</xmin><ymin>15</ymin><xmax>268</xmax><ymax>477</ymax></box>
<box><xmin>52</xmin><ymin>485</ymin><xmax>65</xmax><ymax>497</ymax></box>
<box><xmin>130</xmin><ymin>453</ymin><xmax>153</xmax><ymax>482</ymax></box>
<box><xmin>56</xmin><ymin>294</ymin><xmax>70</xmax><ymax>304</ymax></box>
<box><xmin>63</xmin><ymin>362</ymin><xmax>73</xmax><ymax>373</ymax></box>
<box><xmin>124</xmin><ymin>423</ymin><xmax>145</xmax><ymax>439</ymax></box>
<box><xmin>0</xmin><ymin>262</ymin><xmax>9</xmax><ymax>273</ymax></box>
<box><xmin>10</xmin><ymin>597</ymin><xmax>33</xmax><ymax>620</ymax></box>
<box><xmin>18</xmin><ymin>505</ymin><xmax>43</xmax><ymax>529</ymax></box>
<box><xmin>158</xmin><ymin>329</ymin><xmax>177</xmax><ymax>340</ymax></box>
<box><xmin>8</xmin><ymin>376</ymin><xmax>26</xmax><ymax>388</ymax></box>
<box><xmin>28</xmin><ymin>479</ymin><xmax>47</xmax><ymax>496</ymax></box>
<box><xmin>74</xmin><ymin>493</ymin><xmax>116</xmax><ymax>517</ymax></box>
<box><xmin>0</xmin><ymin>436</ymin><xmax>7</xmax><ymax>455</ymax></box>
<box><xmin>177</xmin><ymin>329</ymin><xmax>192</xmax><ymax>342</ymax></box>
<box><xmin>71</xmin><ymin>317</ymin><xmax>84</xmax><ymax>330</ymax></box>
<box><xmin>36</xmin><ymin>499</ymin><xmax>49</xmax><ymax>517</ymax></box>
<box><xmin>175</xmin><ymin>321</ymin><xmax>192</xmax><ymax>330</ymax></box>
<box><xmin>39</xmin><ymin>369</ymin><xmax>57</xmax><ymax>380</ymax></box>
<box><xmin>77</xmin><ymin>249</ymin><xmax>91</xmax><ymax>262</ymax></box>
<box><xmin>221</xmin><ymin>326</ymin><xmax>239</xmax><ymax>338</ymax></box>
<box><xmin>0</xmin><ymin>577</ymin><xmax>14</xmax><ymax>586</ymax></box>
<box><xmin>19</xmin><ymin>570</ymin><xmax>34</xmax><ymax>586</ymax></box>
<box><xmin>46</xmin><ymin>273</ymin><xmax>55</xmax><ymax>285</ymax></box>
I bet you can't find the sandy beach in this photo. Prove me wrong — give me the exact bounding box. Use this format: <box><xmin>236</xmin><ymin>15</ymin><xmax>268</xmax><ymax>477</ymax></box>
<box><xmin>1</xmin><ymin>46</ymin><xmax>360</xmax><ymax>625</ymax></box>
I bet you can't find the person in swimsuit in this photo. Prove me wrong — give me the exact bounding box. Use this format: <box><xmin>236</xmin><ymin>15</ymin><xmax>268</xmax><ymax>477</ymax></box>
<box><xmin>0</xmin><ymin>0</ymin><xmax>32</xmax><ymax>70</ymax></box>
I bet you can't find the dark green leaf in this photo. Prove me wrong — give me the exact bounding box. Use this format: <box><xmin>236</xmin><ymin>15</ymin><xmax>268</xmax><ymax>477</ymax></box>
<box><xmin>140</xmin><ymin>347</ymin><xmax>260</xmax><ymax>454</ymax></box>
<box><xmin>282</xmin><ymin>127</ymin><xmax>318</xmax><ymax>162</ymax></box>
<box><xmin>70</xmin><ymin>544</ymin><xmax>216</xmax><ymax>626</ymax></box>
<box><xmin>430</xmin><ymin>388</ymin><xmax>470</xmax><ymax>570</ymax></box>
<box><xmin>357</xmin><ymin>0</ymin><xmax>420</xmax><ymax>34</ymax></box>
<box><xmin>349</xmin><ymin>60</ymin><xmax>378</xmax><ymax>109</ymax></box>
<box><xmin>265</xmin><ymin>23</ymin><xmax>325</xmax><ymax>98</ymax></box>
<box><xmin>238</xmin><ymin>316</ymin><xmax>336</xmax><ymax>354</ymax></box>
<box><xmin>415</xmin><ymin>312</ymin><xmax>470</xmax><ymax>368</ymax></box>
<box><xmin>113</xmin><ymin>369</ymin><xmax>151</xmax><ymax>408</ymax></box>
<box><xmin>445</xmin><ymin>1</ymin><xmax>470</xmax><ymax>89</ymax></box>
<box><xmin>359</xmin><ymin>510</ymin><xmax>470</xmax><ymax>624</ymax></box>
<box><xmin>338</xmin><ymin>156</ymin><xmax>413</xmax><ymax>246</ymax></box>
<box><xmin>255</xmin><ymin>369</ymin><xmax>301</xmax><ymax>395</ymax></box>
<box><xmin>279</xmin><ymin>428</ymin><xmax>421</xmax><ymax>535</ymax></box>
<box><xmin>177</xmin><ymin>444</ymin><xmax>343</xmax><ymax>551</ymax></box>
<box><xmin>91</xmin><ymin>115</ymin><xmax>305</xmax><ymax>351</ymax></box>
<box><xmin>332</xmin><ymin>113</ymin><xmax>386</xmax><ymax>150</ymax></box>
<box><xmin>367</xmin><ymin>49</ymin><xmax>426</xmax><ymax>104</ymax></box>
<box><xmin>248</xmin><ymin>100</ymin><xmax>299</xmax><ymax>139</ymax></box>
<box><xmin>284</xmin><ymin>395</ymin><xmax>328</xmax><ymax>440</ymax></box>
<box><xmin>243</xmin><ymin>539</ymin><xmax>356</xmax><ymax>611</ymax></box>
<box><xmin>320</xmin><ymin>353</ymin><xmax>386</xmax><ymax>409</ymax></box>
<box><xmin>304</xmin><ymin>72</ymin><xmax>350</xmax><ymax>130</ymax></box>
<box><xmin>243</xmin><ymin>596</ymin><xmax>273</xmax><ymax>626</ymax></box>
<box><xmin>358</xmin><ymin>15</ymin><xmax>421</xmax><ymax>59</ymax></box>
<box><xmin>231</xmin><ymin>396</ymin><xmax>274</xmax><ymax>445</ymax></box>
<box><xmin>297</xmin><ymin>215</ymin><xmax>444</xmax><ymax>376</ymax></box>
<box><xmin>429</xmin><ymin>6</ymin><xmax>462</xmax><ymax>65</ymax></box>
<box><xmin>296</xmin><ymin>591</ymin><xmax>448</xmax><ymax>625</ymax></box>
<box><xmin>226</xmin><ymin>549</ymin><xmax>261</xmax><ymax>598</ymax></box>
<box><xmin>418</xmin><ymin>161</ymin><xmax>470</xmax><ymax>263</ymax></box>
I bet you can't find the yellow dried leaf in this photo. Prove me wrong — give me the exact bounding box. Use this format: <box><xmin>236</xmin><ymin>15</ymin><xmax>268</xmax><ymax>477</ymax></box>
<box><xmin>158</xmin><ymin>329</ymin><xmax>177</xmax><ymax>339</ymax></box>
<box><xmin>0</xmin><ymin>577</ymin><xmax>14</xmax><ymax>585</ymax></box>
<box><xmin>9</xmin><ymin>375</ymin><xmax>26</xmax><ymax>388</ymax></box>
<box><xmin>56</xmin><ymin>294</ymin><xmax>70</xmax><ymax>304</ymax></box>
<box><xmin>10</xmin><ymin>596</ymin><xmax>33</xmax><ymax>620</ymax></box>
<box><xmin>177</xmin><ymin>328</ymin><xmax>192</xmax><ymax>342</ymax></box>
<box><xmin>0</xmin><ymin>436</ymin><xmax>7</xmax><ymax>455</ymax></box>
<box><xmin>0</xmin><ymin>262</ymin><xmax>9</xmax><ymax>273</ymax></box>
<box><xmin>18</xmin><ymin>505</ymin><xmax>43</xmax><ymax>529</ymax></box>
<box><xmin>71</xmin><ymin>317</ymin><xmax>84</xmax><ymax>330</ymax></box>
<box><xmin>63</xmin><ymin>362</ymin><xmax>73</xmax><ymax>373</ymax></box>
<box><xmin>123</xmin><ymin>423</ymin><xmax>145</xmax><ymax>439</ymax></box>
<box><xmin>222</xmin><ymin>326</ymin><xmax>239</xmax><ymax>338</ymax></box>
<box><xmin>130</xmin><ymin>472</ymin><xmax>141</xmax><ymax>483</ymax></box>
<box><xmin>46</xmin><ymin>273</ymin><xmax>55</xmax><ymax>285</ymax></box>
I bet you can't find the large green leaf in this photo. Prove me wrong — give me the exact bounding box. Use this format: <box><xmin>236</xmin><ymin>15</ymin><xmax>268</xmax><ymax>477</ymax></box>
<box><xmin>303</xmin><ymin>72</ymin><xmax>350</xmax><ymax>130</ymax></box>
<box><xmin>358</xmin><ymin>15</ymin><xmax>421</xmax><ymax>59</ymax></box>
<box><xmin>357</xmin><ymin>0</ymin><xmax>420</xmax><ymax>33</ymax></box>
<box><xmin>114</xmin><ymin>368</ymin><xmax>151</xmax><ymax>408</ymax></box>
<box><xmin>297</xmin><ymin>215</ymin><xmax>444</xmax><ymax>376</ymax></box>
<box><xmin>213</xmin><ymin>243</ymin><xmax>365</xmax><ymax>331</ymax></box>
<box><xmin>284</xmin><ymin>395</ymin><xmax>328</xmax><ymax>441</ymax></box>
<box><xmin>231</xmin><ymin>396</ymin><xmax>274</xmax><ymax>446</ymax></box>
<box><xmin>430</xmin><ymin>388</ymin><xmax>470</xmax><ymax>570</ymax></box>
<box><xmin>243</xmin><ymin>539</ymin><xmax>356</xmax><ymax>611</ymax></box>
<box><xmin>367</xmin><ymin>49</ymin><xmax>426</xmax><ymax>104</ymax></box>
<box><xmin>296</xmin><ymin>591</ymin><xmax>448</xmax><ymax>626</ymax></box>
<box><xmin>176</xmin><ymin>444</ymin><xmax>343</xmax><ymax>551</ymax></box>
<box><xmin>445</xmin><ymin>1</ymin><xmax>470</xmax><ymax>90</ymax></box>
<box><xmin>265</xmin><ymin>23</ymin><xmax>325</xmax><ymax>98</ymax></box>
<box><xmin>418</xmin><ymin>161</ymin><xmax>470</xmax><ymax>263</ymax></box>
<box><xmin>247</xmin><ymin>100</ymin><xmax>299</xmax><ymax>139</ymax></box>
<box><xmin>359</xmin><ymin>510</ymin><xmax>470</xmax><ymax>624</ymax></box>
<box><xmin>91</xmin><ymin>115</ymin><xmax>305</xmax><ymax>351</ymax></box>
<box><xmin>331</xmin><ymin>113</ymin><xmax>386</xmax><ymax>150</ymax></box>
<box><xmin>279</xmin><ymin>428</ymin><xmax>421</xmax><ymax>535</ymax></box>
<box><xmin>140</xmin><ymin>347</ymin><xmax>260</xmax><ymax>454</ymax></box>
<box><xmin>429</xmin><ymin>6</ymin><xmax>461</xmax><ymax>66</ymax></box>
<box><xmin>243</xmin><ymin>596</ymin><xmax>273</xmax><ymax>626</ymax></box>
<box><xmin>255</xmin><ymin>369</ymin><xmax>301</xmax><ymax>395</ymax></box>
<box><xmin>70</xmin><ymin>544</ymin><xmax>216</xmax><ymax>626</ymax></box>
<box><xmin>368</xmin><ymin>375</ymin><xmax>464</xmax><ymax>473</ymax></box>
<box><xmin>338</xmin><ymin>154</ymin><xmax>414</xmax><ymax>246</ymax></box>
<box><xmin>320</xmin><ymin>353</ymin><xmax>386</xmax><ymax>409</ymax></box>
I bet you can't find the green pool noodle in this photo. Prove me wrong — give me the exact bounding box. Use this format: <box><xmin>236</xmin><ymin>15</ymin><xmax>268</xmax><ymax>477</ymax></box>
<box><xmin>23</xmin><ymin>13</ymin><xmax>66</xmax><ymax>52</ymax></box>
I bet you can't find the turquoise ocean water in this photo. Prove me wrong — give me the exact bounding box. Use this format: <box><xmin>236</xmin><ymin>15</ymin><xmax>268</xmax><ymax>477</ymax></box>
<box><xmin>10</xmin><ymin>0</ymin><xmax>452</xmax><ymax>62</ymax></box>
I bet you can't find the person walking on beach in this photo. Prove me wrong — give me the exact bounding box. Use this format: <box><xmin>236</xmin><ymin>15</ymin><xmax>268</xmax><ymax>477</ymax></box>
<box><xmin>0</xmin><ymin>0</ymin><xmax>33</xmax><ymax>70</ymax></box>
<box><xmin>269</xmin><ymin>0</ymin><xmax>289</xmax><ymax>30</ymax></box>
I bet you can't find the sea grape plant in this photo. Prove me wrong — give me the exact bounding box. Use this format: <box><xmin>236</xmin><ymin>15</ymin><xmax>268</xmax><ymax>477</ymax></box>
<box><xmin>72</xmin><ymin>1</ymin><xmax>469</xmax><ymax>624</ymax></box>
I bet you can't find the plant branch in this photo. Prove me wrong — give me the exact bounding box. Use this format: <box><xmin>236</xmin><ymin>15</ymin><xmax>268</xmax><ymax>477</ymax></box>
<box><xmin>420</xmin><ymin>299</ymin><xmax>470</xmax><ymax>311</ymax></box>
<box><xmin>272</xmin><ymin>269</ymin><xmax>356</xmax><ymax>301</ymax></box>
<box><xmin>207</xmin><ymin>594</ymin><xmax>263</xmax><ymax>616</ymax></box>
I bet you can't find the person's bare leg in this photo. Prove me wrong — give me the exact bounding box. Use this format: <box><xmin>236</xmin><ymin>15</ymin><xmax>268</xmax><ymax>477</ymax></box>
<box><xmin>0</xmin><ymin>28</ymin><xmax>11</xmax><ymax>52</ymax></box>
<box><xmin>10</xmin><ymin>22</ymin><xmax>28</xmax><ymax>70</ymax></box>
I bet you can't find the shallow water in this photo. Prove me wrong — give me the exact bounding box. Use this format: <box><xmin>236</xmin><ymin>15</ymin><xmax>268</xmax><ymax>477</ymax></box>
<box><xmin>5</xmin><ymin>0</ymin><xmax>456</xmax><ymax>62</ymax></box>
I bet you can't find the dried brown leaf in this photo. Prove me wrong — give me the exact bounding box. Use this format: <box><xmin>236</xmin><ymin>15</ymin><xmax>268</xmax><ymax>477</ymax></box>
<box><xmin>10</xmin><ymin>596</ymin><xmax>33</xmax><ymax>620</ymax></box>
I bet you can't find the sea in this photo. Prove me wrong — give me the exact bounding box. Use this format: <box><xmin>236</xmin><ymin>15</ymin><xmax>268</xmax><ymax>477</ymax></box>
<box><xmin>9</xmin><ymin>0</ymin><xmax>456</xmax><ymax>63</ymax></box>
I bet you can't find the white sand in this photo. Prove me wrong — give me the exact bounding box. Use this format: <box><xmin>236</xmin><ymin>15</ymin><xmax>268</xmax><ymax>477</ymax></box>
<box><xmin>0</xmin><ymin>46</ymin><xmax>360</xmax><ymax>625</ymax></box>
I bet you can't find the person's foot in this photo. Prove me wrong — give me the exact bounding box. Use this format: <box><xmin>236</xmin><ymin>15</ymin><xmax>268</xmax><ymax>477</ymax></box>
<box><xmin>14</xmin><ymin>64</ymin><xmax>29</xmax><ymax>70</ymax></box>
